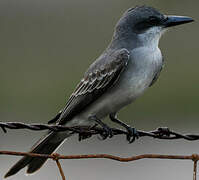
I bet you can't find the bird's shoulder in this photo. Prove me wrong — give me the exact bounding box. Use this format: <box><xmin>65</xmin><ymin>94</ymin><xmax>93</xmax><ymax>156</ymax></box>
<box><xmin>72</xmin><ymin>48</ymin><xmax>130</xmax><ymax>98</ymax></box>
<box><xmin>85</xmin><ymin>48</ymin><xmax>129</xmax><ymax>76</ymax></box>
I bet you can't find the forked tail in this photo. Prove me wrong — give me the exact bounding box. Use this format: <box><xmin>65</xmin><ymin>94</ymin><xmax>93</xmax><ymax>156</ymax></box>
<box><xmin>5</xmin><ymin>131</ymin><xmax>67</xmax><ymax>178</ymax></box>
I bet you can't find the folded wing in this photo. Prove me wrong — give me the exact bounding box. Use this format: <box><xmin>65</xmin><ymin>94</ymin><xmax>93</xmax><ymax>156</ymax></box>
<box><xmin>57</xmin><ymin>48</ymin><xmax>130</xmax><ymax>125</ymax></box>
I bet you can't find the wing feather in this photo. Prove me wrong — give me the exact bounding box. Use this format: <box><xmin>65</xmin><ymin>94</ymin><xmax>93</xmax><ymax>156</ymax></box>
<box><xmin>56</xmin><ymin>48</ymin><xmax>130</xmax><ymax>125</ymax></box>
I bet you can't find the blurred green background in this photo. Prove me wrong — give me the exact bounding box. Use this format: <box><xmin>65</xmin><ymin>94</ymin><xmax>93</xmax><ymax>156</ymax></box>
<box><xmin>0</xmin><ymin>0</ymin><xmax>198</xmax><ymax>179</ymax></box>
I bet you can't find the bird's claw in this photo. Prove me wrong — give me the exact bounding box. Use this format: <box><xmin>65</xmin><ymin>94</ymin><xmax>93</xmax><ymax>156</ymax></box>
<box><xmin>90</xmin><ymin>115</ymin><xmax>114</xmax><ymax>140</ymax></box>
<box><xmin>98</xmin><ymin>125</ymin><xmax>114</xmax><ymax>140</ymax></box>
<box><xmin>126</xmin><ymin>127</ymin><xmax>139</xmax><ymax>143</ymax></box>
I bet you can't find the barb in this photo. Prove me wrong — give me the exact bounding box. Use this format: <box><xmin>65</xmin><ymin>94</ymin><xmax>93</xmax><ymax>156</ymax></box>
<box><xmin>0</xmin><ymin>122</ymin><xmax>199</xmax><ymax>141</ymax></box>
<box><xmin>1</xmin><ymin>122</ymin><xmax>199</xmax><ymax>180</ymax></box>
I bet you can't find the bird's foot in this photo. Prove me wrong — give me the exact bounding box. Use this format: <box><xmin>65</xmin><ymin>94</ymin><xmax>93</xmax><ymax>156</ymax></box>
<box><xmin>109</xmin><ymin>113</ymin><xmax>139</xmax><ymax>143</ymax></box>
<box><xmin>99</xmin><ymin>124</ymin><xmax>114</xmax><ymax>140</ymax></box>
<box><xmin>125</xmin><ymin>126</ymin><xmax>139</xmax><ymax>143</ymax></box>
<box><xmin>89</xmin><ymin>116</ymin><xmax>113</xmax><ymax>140</ymax></box>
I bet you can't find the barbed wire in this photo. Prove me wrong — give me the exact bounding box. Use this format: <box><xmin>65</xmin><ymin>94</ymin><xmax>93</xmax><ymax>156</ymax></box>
<box><xmin>0</xmin><ymin>121</ymin><xmax>199</xmax><ymax>141</ymax></box>
<box><xmin>1</xmin><ymin>121</ymin><xmax>199</xmax><ymax>180</ymax></box>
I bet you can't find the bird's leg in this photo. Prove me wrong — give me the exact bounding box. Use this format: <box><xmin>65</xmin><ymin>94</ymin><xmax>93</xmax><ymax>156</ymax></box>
<box><xmin>89</xmin><ymin>115</ymin><xmax>113</xmax><ymax>139</ymax></box>
<box><xmin>109</xmin><ymin>113</ymin><xmax>139</xmax><ymax>143</ymax></box>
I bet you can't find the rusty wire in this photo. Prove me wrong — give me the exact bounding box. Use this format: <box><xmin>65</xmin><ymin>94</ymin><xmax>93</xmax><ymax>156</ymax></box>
<box><xmin>1</xmin><ymin>122</ymin><xmax>199</xmax><ymax>180</ymax></box>
<box><xmin>0</xmin><ymin>151</ymin><xmax>199</xmax><ymax>180</ymax></box>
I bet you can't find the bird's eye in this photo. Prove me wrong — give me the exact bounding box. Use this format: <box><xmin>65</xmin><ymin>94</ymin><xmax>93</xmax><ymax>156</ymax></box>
<box><xmin>148</xmin><ymin>16</ymin><xmax>159</xmax><ymax>25</ymax></box>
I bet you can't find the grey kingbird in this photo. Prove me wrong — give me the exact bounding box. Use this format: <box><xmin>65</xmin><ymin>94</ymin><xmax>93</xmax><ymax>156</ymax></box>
<box><xmin>5</xmin><ymin>6</ymin><xmax>194</xmax><ymax>178</ymax></box>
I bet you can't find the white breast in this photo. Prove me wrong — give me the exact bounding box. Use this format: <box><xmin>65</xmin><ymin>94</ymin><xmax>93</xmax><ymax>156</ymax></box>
<box><xmin>116</xmin><ymin>46</ymin><xmax>162</xmax><ymax>101</ymax></box>
<box><xmin>71</xmin><ymin>46</ymin><xmax>163</xmax><ymax>124</ymax></box>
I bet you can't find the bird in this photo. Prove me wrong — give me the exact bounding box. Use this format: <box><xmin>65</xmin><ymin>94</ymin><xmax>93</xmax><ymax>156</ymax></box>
<box><xmin>5</xmin><ymin>5</ymin><xmax>194</xmax><ymax>178</ymax></box>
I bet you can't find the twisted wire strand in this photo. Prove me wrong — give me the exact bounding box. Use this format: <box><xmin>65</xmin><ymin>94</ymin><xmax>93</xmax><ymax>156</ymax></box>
<box><xmin>0</xmin><ymin>122</ymin><xmax>199</xmax><ymax>141</ymax></box>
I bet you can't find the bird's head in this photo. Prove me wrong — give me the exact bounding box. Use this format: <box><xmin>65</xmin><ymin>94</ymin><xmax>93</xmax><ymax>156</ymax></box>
<box><xmin>113</xmin><ymin>6</ymin><xmax>194</xmax><ymax>47</ymax></box>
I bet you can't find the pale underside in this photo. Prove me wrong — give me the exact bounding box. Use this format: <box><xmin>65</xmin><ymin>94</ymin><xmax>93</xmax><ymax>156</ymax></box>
<box><xmin>66</xmin><ymin>46</ymin><xmax>163</xmax><ymax>127</ymax></box>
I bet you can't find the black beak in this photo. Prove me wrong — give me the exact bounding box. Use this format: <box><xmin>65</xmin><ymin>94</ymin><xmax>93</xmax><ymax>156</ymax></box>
<box><xmin>163</xmin><ymin>15</ymin><xmax>194</xmax><ymax>27</ymax></box>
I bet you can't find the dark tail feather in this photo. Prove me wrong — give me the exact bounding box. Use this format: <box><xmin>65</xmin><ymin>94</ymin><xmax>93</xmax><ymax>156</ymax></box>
<box><xmin>26</xmin><ymin>140</ymin><xmax>63</xmax><ymax>174</ymax></box>
<box><xmin>4</xmin><ymin>132</ymin><xmax>65</xmax><ymax>178</ymax></box>
<box><xmin>4</xmin><ymin>154</ymin><xmax>32</xmax><ymax>178</ymax></box>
